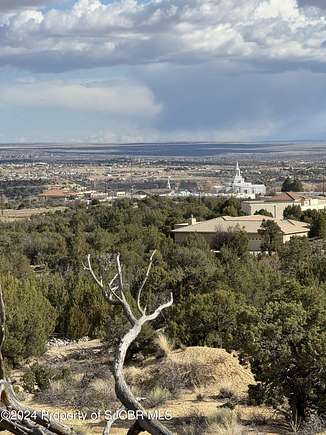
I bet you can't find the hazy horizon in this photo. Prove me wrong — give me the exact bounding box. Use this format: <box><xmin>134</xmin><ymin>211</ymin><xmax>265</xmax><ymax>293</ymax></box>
<box><xmin>1</xmin><ymin>141</ymin><xmax>326</xmax><ymax>160</ymax></box>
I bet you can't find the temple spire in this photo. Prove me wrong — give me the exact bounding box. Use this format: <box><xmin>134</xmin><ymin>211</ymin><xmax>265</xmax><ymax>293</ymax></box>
<box><xmin>236</xmin><ymin>162</ymin><xmax>241</xmax><ymax>177</ymax></box>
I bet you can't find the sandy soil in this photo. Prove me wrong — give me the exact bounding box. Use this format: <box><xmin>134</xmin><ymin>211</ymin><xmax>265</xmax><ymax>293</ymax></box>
<box><xmin>0</xmin><ymin>207</ymin><xmax>67</xmax><ymax>222</ymax></box>
<box><xmin>7</xmin><ymin>340</ymin><xmax>298</xmax><ymax>435</ymax></box>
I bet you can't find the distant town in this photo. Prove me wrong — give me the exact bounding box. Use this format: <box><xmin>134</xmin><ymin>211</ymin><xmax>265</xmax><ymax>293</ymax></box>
<box><xmin>0</xmin><ymin>147</ymin><xmax>326</xmax><ymax>228</ymax></box>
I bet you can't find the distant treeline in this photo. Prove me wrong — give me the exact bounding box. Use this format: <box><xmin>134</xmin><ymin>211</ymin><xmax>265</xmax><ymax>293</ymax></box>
<box><xmin>0</xmin><ymin>179</ymin><xmax>46</xmax><ymax>199</ymax></box>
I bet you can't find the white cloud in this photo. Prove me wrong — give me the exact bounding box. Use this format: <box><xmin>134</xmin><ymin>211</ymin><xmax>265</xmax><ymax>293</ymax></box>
<box><xmin>0</xmin><ymin>0</ymin><xmax>326</xmax><ymax>72</ymax></box>
<box><xmin>0</xmin><ymin>80</ymin><xmax>161</xmax><ymax>117</ymax></box>
<box><xmin>254</xmin><ymin>0</ymin><xmax>299</xmax><ymax>19</ymax></box>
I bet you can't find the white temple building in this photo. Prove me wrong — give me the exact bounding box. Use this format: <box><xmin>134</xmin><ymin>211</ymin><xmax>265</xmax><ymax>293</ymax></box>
<box><xmin>230</xmin><ymin>162</ymin><xmax>266</xmax><ymax>198</ymax></box>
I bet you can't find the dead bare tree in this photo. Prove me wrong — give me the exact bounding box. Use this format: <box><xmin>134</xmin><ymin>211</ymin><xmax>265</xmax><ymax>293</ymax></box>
<box><xmin>0</xmin><ymin>286</ymin><xmax>77</xmax><ymax>435</ymax></box>
<box><xmin>84</xmin><ymin>251</ymin><xmax>173</xmax><ymax>435</ymax></box>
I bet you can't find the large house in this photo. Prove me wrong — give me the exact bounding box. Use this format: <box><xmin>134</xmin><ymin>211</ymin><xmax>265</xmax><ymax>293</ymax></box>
<box><xmin>242</xmin><ymin>192</ymin><xmax>326</xmax><ymax>219</ymax></box>
<box><xmin>172</xmin><ymin>215</ymin><xmax>309</xmax><ymax>252</ymax></box>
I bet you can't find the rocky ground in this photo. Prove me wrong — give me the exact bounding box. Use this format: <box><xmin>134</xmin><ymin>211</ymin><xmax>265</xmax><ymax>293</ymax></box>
<box><xmin>8</xmin><ymin>339</ymin><xmax>305</xmax><ymax>435</ymax></box>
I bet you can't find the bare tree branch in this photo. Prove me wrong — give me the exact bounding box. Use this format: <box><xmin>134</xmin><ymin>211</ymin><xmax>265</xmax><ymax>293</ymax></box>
<box><xmin>84</xmin><ymin>254</ymin><xmax>136</xmax><ymax>324</ymax></box>
<box><xmin>113</xmin><ymin>305</ymin><xmax>173</xmax><ymax>435</ymax></box>
<box><xmin>85</xmin><ymin>251</ymin><xmax>173</xmax><ymax>435</ymax></box>
<box><xmin>0</xmin><ymin>379</ymin><xmax>76</xmax><ymax>435</ymax></box>
<box><xmin>137</xmin><ymin>250</ymin><xmax>156</xmax><ymax>315</ymax></box>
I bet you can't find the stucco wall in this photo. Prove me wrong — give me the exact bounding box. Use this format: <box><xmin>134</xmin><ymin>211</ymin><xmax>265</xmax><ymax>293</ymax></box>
<box><xmin>241</xmin><ymin>201</ymin><xmax>293</xmax><ymax>218</ymax></box>
<box><xmin>174</xmin><ymin>230</ymin><xmax>309</xmax><ymax>251</ymax></box>
<box><xmin>174</xmin><ymin>232</ymin><xmax>216</xmax><ymax>246</ymax></box>
<box><xmin>174</xmin><ymin>231</ymin><xmax>263</xmax><ymax>251</ymax></box>
<box><xmin>282</xmin><ymin>232</ymin><xmax>308</xmax><ymax>243</ymax></box>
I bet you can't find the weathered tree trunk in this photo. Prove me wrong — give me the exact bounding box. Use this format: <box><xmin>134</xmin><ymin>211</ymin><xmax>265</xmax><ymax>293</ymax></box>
<box><xmin>84</xmin><ymin>252</ymin><xmax>173</xmax><ymax>435</ymax></box>
<box><xmin>113</xmin><ymin>319</ymin><xmax>172</xmax><ymax>435</ymax></box>
<box><xmin>127</xmin><ymin>421</ymin><xmax>144</xmax><ymax>435</ymax></box>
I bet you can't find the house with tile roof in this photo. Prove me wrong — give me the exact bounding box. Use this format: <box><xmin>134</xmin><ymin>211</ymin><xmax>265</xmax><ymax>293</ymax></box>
<box><xmin>172</xmin><ymin>215</ymin><xmax>309</xmax><ymax>252</ymax></box>
<box><xmin>242</xmin><ymin>192</ymin><xmax>326</xmax><ymax>218</ymax></box>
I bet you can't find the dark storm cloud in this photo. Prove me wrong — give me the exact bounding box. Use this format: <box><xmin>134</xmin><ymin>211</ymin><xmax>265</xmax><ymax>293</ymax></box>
<box><xmin>134</xmin><ymin>64</ymin><xmax>326</xmax><ymax>140</ymax></box>
<box><xmin>0</xmin><ymin>0</ymin><xmax>53</xmax><ymax>11</ymax></box>
<box><xmin>298</xmin><ymin>0</ymin><xmax>326</xmax><ymax>9</ymax></box>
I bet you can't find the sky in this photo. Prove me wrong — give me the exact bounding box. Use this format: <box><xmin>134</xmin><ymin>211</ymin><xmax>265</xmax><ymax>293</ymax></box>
<box><xmin>0</xmin><ymin>0</ymin><xmax>326</xmax><ymax>143</ymax></box>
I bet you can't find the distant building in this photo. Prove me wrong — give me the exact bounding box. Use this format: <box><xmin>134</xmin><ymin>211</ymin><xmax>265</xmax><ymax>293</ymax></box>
<box><xmin>39</xmin><ymin>188</ymin><xmax>82</xmax><ymax>200</ymax></box>
<box><xmin>172</xmin><ymin>215</ymin><xmax>309</xmax><ymax>252</ymax></box>
<box><xmin>229</xmin><ymin>162</ymin><xmax>266</xmax><ymax>198</ymax></box>
<box><xmin>242</xmin><ymin>192</ymin><xmax>326</xmax><ymax>219</ymax></box>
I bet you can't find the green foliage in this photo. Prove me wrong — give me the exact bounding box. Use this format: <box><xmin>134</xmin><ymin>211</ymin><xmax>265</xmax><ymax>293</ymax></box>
<box><xmin>22</xmin><ymin>371</ymin><xmax>36</xmax><ymax>393</ymax></box>
<box><xmin>2</xmin><ymin>274</ymin><xmax>56</xmax><ymax>365</ymax></box>
<box><xmin>0</xmin><ymin>196</ymin><xmax>325</xmax><ymax>425</ymax></box>
<box><xmin>281</xmin><ymin>177</ymin><xmax>303</xmax><ymax>192</ymax></box>
<box><xmin>65</xmin><ymin>273</ymin><xmax>109</xmax><ymax>339</ymax></box>
<box><xmin>169</xmin><ymin>289</ymin><xmax>243</xmax><ymax>348</ymax></box>
<box><xmin>222</xmin><ymin>253</ymin><xmax>281</xmax><ymax>306</ymax></box>
<box><xmin>309</xmin><ymin>211</ymin><xmax>326</xmax><ymax>239</ymax></box>
<box><xmin>221</xmin><ymin>197</ymin><xmax>241</xmax><ymax>216</ymax></box>
<box><xmin>258</xmin><ymin>219</ymin><xmax>283</xmax><ymax>255</ymax></box>
<box><xmin>239</xmin><ymin>283</ymin><xmax>326</xmax><ymax>421</ymax></box>
<box><xmin>31</xmin><ymin>364</ymin><xmax>53</xmax><ymax>391</ymax></box>
<box><xmin>283</xmin><ymin>205</ymin><xmax>302</xmax><ymax>220</ymax></box>
<box><xmin>22</xmin><ymin>364</ymin><xmax>54</xmax><ymax>392</ymax></box>
<box><xmin>254</xmin><ymin>209</ymin><xmax>273</xmax><ymax>217</ymax></box>
<box><xmin>247</xmin><ymin>384</ymin><xmax>266</xmax><ymax>406</ymax></box>
<box><xmin>222</xmin><ymin>205</ymin><xmax>238</xmax><ymax>217</ymax></box>
<box><xmin>214</xmin><ymin>227</ymin><xmax>249</xmax><ymax>256</ymax></box>
<box><xmin>278</xmin><ymin>237</ymin><xmax>314</xmax><ymax>284</ymax></box>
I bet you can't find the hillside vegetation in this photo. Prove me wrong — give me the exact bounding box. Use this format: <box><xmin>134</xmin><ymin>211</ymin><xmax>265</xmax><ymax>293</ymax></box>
<box><xmin>0</xmin><ymin>196</ymin><xmax>325</xmax><ymax>432</ymax></box>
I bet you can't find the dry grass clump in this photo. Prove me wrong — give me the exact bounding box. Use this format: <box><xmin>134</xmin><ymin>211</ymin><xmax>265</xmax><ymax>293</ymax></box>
<box><xmin>145</xmin><ymin>386</ymin><xmax>173</xmax><ymax>408</ymax></box>
<box><xmin>125</xmin><ymin>356</ymin><xmax>216</xmax><ymax>396</ymax></box>
<box><xmin>38</xmin><ymin>369</ymin><xmax>117</xmax><ymax>412</ymax></box>
<box><xmin>155</xmin><ymin>333</ymin><xmax>173</xmax><ymax>358</ymax></box>
<box><xmin>246</xmin><ymin>409</ymin><xmax>270</xmax><ymax>426</ymax></box>
<box><xmin>208</xmin><ymin>420</ymin><xmax>244</xmax><ymax>435</ymax></box>
<box><xmin>194</xmin><ymin>385</ymin><xmax>207</xmax><ymax>402</ymax></box>
<box><xmin>146</xmin><ymin>359</ymin><xmax>216</xmax><ymax>395</ymax></box>
<box><xmin>175</xmin><ymin>409</ymin><xmax>243</xmax><ymax>435</ymax></box>
<box><xmin>301</xmin><ymin>415</ymin><xmax>326</xmax><ymax>434</ymax></box>
<box><xmin>282</xmin><ymin>414</ymin><xmax>326</xmax><ymax>435</ymax></box>
<box><xmin>175</xmin><ymin>410</ymin><xmax>209</xmax><ymax>435</ymax></box>
<box><xmin>216</xmin><ymin>382</ymin><xmax>242</xmax><ymax>402</ymax></box>
<box><xmin>82</xmin><ymin>377</ymin><xmax>117</xmax><ymax>412</ymax></box>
